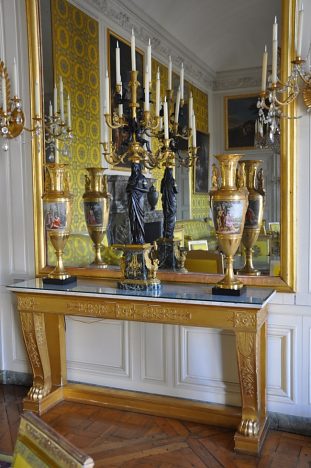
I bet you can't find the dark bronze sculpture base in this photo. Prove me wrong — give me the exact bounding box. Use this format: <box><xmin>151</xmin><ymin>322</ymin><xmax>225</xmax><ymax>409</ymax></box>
<box><xmin>113</xmin><ymin>243</ymin><xmax>161</xmax><ymax>291</ymax></box>
<box><xmin>212</xmin><ymin>286</ymin><xmax>246</xmax><ymax>296</ymax></box>
<box><xmin>157</xmin><ymin>238</ymin><xmax>187</xmax><ymax>272</ymax></box>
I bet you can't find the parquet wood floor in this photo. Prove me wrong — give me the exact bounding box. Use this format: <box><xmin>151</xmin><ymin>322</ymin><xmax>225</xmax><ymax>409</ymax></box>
<box><xmin>1</xmin><ymin>384</ymin><xmax>311</xmax><ymax>467</ymax></box>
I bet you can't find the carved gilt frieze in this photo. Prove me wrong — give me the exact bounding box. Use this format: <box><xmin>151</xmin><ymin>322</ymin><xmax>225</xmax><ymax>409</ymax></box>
<box><xmin>17</xmin><ymin>296</ymin><xmax>38</xmax><ymax>311</ymax></box>
<box><xmin>236</xmin><ymin>332</ymin><xmax>257</xmax><ymax>398</ymax></box>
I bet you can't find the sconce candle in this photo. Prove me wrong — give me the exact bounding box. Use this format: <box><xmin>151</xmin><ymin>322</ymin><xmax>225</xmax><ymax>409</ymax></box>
<box><xmin>174</xmin><ymin>86</ymin><xmax>180</xmax><ymax>123</ymax></box>
<box><xmin>53</xmin><ymin>85</ymin><xmax>57</xmax><ymax>114</ymax></box>
<box><xmin>296</xmin><ymin>5</ymin><xmax>304</xmax><ymax>57</ymax></box>
<box><xmin>1</xmin><ymin>73</ymin><xmax>7</xmax><ymax>113</ymax></box>
<box><xmin>164</xmin><ymin>97</ymin><xmax>169</xmax><ymax>139</ymax></box>
<box><xmin>188</xmin><ymin>92</ymin><xmax>193</xmax><ymax>128</ymax></box>
<box><xmin>168</xmin><ymin>55</ymin><xmax>172</xmax><ymax>90</ymax></box>
<box><xmin>12</xmin><ymin>58</ymin><xmax>17</xmax><ymax>97</ymax></box>
<box><xmin>147</xmin><ymin>38</ymin><xmax>152</xmax><ymax>84</ymax></box>
<box><xmin>155</xmin><ymin>68</ymin><xmax>160</xmax><ymax>116</ymax></box>
<box><xmin>144</xmin><ymin>66</ymin><xmax>150</xmax><ymax>111</ymax></box>
<box><xmin>192</xmin><ymin>114</ymin><xmax>196</xmax><ymax>147</ymax></box>
<box><xmin>105</xmin><ymin>70</ymin><xmax>110</xmax><ymax>113</ymax></box>
<box><xmin>180</xmin><ymin>63</ymin><xmax>184</xmax><ymax>100</ymax></box>
<box><xmin>131</xmin><ymin>29</ymin><xmax>136</xmax><ymax>71</ymax></box>
<box><xmin>35</xmin><ymin>80</ymin><xmax>40</xmax><ymax>116</ymax></box>
<box><xmin>261</xmin><ymin>45</ymin><xmax>268</xmax><ymax>92</ymax></box>
<box><xmin>67</xmin><ymin>95</ymin><xmax>71</xmax><ymax>128</ymax></box>
<box><xmin>59</xmin><ymin>76</ymin><xmax>64</xmax><ymax>121</ymax></box>
<box><xmin>116</xmin><ymin>41</ymin><xmax>121</xmax><ymax>84</ymax></box>
<box><xmin>272</xmin><ymin>17</ymin><xmax>278</xmax><ymax>83</ymax></box>
<box><xmin>49</xmin><ymin>101</ymin><xmax>53</xmax><ymax>117</ymax></box>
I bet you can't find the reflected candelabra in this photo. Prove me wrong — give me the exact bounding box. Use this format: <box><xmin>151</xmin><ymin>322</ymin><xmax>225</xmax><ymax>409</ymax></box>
<box><xmin>45</xmin><ymin>77</ymin><xmax>73</xmax><ymax>161</ymax></box>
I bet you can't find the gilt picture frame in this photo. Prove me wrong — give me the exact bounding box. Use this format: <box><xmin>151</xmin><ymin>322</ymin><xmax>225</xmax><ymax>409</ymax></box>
<box><xmin>224</xmin><ymin>94</ymin><xmax>258</xmax><ymax>150</ymax></box>
<box><xmin>107</xmin><ymin>29</ymin><xmax>144</xmax><ymax>170</ymax></box>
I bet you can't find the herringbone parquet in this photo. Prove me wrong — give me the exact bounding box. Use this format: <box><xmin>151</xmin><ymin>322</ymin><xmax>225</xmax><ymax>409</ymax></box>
<box><xmin>1</xmin><ymin>384</ymin><xmax>311</xmax><ymax>467</ymax></box>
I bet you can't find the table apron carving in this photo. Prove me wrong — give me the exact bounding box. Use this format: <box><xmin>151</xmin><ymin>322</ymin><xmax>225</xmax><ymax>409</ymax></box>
<box><xmin>15</xmin><ymin>290</ymin><xmax>270</xmax><ymax>455</ymax></box>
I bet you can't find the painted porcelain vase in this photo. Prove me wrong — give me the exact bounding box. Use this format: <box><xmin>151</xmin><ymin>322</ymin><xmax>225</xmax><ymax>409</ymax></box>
<box><xmin>209</xmin><ymin>154</ymin><xmax>248</xmax><ymax>292</ymax></box>
<box><xmin>42</xmin><ymin>163</ymin><xmax>74</xmax><ymax>282</ymax></box>
<box><xmin>83</xmin><ymin>167</ymin><xmax>111</xmax><ymax>268</ymax></box>
<box><xmin>238</xmin><ymin>160</ymin><xmax>265</xmax><ymax>275</ymax></box>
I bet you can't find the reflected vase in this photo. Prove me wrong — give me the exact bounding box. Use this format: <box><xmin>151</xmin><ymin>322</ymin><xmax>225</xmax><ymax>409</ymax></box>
<box><xmin>83</xmin><ymin>167</ymin><xmax>111</xmax><ymax>268</ymax></box>
<box><xmin>209</xmin><ymin>154</ymin><xmax>248</xmax><ymax>293</ymax></box>
<box><xmin>42</xmin><ymin>163</ymin><xmax>75</xmax><ymax>284</ymax></box>
<box><xmin>238</xmin><ymin>160</ymin><xmax>264</xmax><ymax>275</ymax></box>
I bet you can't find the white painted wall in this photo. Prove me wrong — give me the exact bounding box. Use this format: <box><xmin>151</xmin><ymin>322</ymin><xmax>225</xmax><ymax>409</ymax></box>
<box><xmin>1</xmin><ymin>0</ymin><xmax>311</xmax><ymax>419</ymax></box>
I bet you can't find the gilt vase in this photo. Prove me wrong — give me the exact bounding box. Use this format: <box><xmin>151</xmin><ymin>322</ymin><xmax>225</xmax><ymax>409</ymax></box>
<box><xmin>209</xmin><ymin>154</ymin><xmax>248</xmax><ymax>293</ymax></box>
<box><xmin>42</xmin><ymin>163</ymin><xmax>75</xmax><ymax>283</ymax></box>
<box><xmin>83</xmin><ymin>167</ymin><xmax>111</xmax><ymax>268</ymax></box>
<box><xmin>238</xmin><ymin>160</ymin><xmax>265</xmax><ymax>275</ymax></box>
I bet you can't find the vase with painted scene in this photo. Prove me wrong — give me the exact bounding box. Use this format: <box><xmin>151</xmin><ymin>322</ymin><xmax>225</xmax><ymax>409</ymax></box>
<box><xmin>209</xmin><ymin>154</ymin><xmax>248</xmax><ymax>294</ymax></box>
<box><xmin>83</xmin><ymin>167</ymin><xmax>111</xmax><ymax>268</ymax></box>
<box><xmin>238</xmin><ymin>160</ymin><xmax>265</xmax><ymax>275</ymax></box>
<box><xmin>42</xmin><ymin>163</ymin><xmax>76</xmax><ymax>284</ymax></box>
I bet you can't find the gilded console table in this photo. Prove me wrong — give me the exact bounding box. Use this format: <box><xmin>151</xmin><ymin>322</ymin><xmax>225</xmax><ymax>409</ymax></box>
<box><xmin>8</xmin><ymin>279</ymin><xmax>275</xmax><ymax>455</ymax></box>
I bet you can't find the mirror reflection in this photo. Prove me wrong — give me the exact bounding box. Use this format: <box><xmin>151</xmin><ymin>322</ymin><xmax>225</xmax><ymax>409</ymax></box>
<box><xmin>39</xmin><ymin>0</ymin><xmax>282</xmax><ymax>279</ymax></box>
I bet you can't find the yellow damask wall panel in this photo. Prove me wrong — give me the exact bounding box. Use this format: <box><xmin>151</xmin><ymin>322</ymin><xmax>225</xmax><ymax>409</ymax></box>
<box><xmin>52</xmin><ymin>0</ymin><xmax>100</xmax><ymax>234</ymax></box>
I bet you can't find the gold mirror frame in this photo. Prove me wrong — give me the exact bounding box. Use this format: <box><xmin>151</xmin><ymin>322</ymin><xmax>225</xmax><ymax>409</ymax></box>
<box><xmin>26</xmin><ymin>0</ymin><xmax>296</xmax><ymax>292</ymax></box>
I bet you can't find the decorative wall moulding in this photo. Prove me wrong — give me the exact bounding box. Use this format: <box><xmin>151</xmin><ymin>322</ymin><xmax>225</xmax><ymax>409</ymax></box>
<box><xmin>82</xmin><ymin>0</ymin><xmax>215</xmax><ymax>91</ymax></box>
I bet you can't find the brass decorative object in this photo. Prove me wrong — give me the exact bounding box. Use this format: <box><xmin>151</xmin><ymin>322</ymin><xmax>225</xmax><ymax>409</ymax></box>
<box><xmin>210</xmin><ymin>154</ymin><xmax>248</xmax><ymax>295</ymax></box>
<box><xmin>42</xmin><ymin>163</ymin><xmax>76</xmax><ymax>284</ymax></box>
<box><xmin>83</xmin><ymin>167</ymin><xmax>111</xmax><ymax>268</ymax></box>
<box><xmin>238</xmin><ymin>160</ymin><xmax>265</xmax><ymax>276</ymax></box>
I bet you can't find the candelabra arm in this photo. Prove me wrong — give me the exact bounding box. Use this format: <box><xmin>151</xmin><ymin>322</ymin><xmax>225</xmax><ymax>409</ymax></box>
<box><xmin>104</xmin><ymin>112</ymin><xmax>125</xmax><ymax>130</ymax></box>
<box><xmin>23</xmin><ymin>116</ymin><xmax>42</xmax><ymax>133</ymax></box>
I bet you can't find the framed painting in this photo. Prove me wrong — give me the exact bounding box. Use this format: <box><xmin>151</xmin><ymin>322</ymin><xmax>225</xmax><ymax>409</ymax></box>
<box><xmin>194</xmin><ymin>131</ymin><xmax>209</xmax><ymax>193</ymax></box>
<box><xmin>224</xmin><ymin>94</ymin><xmax>258</xmax><ymax>150</ymax></box>
<box><xmin>107</xmin><ymin>29</ymin><xmax>144</xmax><ymax>169</ymax></box>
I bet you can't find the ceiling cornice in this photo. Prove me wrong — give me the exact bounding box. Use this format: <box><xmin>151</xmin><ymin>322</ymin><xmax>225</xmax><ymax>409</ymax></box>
<box><xmin>82</xmin><ymin>0</ymin><xmax>215</xmax><ymax>92</ymax></box>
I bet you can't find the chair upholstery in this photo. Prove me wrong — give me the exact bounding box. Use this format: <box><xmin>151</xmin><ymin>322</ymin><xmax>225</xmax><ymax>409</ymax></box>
<box><xmin>185</xmin><ymin>250</ymin><xmax>224</xmax><ymax>274</ymax></box>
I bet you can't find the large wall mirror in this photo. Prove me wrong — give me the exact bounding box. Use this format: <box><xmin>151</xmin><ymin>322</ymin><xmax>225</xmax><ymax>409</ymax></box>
<box><xmin>25</xmin><ymin>0</ymin><xmax>296</xmax><ymax>291</ymax></box>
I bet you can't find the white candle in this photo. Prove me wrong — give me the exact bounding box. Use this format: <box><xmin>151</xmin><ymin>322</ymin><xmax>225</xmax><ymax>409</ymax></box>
<box><xmin>168</xmin><ymin>55</ymin><xmax>172</xmax><ymax>90</ymax></box>
<box><xmin>105</xmin><ymin>70</ymin><xmax>110</xmax><ymax>114</ymax></box>
<box><xmin>131</xmin><ymin>28</ymin><xmax>136</xmax><ymax>71</ymax></box>
<box><xmin>118</xmin><ymin>83</ymin><xmax>123</xmax><ymax>117</ymax></box>
<box><xmin>67</xmin><ymin>95</ymin><xmax>71</xmax><ymax>128</ymax></box>
<box><xmin>188</xmin><ymin>92</ymin><xmax>193</xmax><ymax>129</ymax></box>
<box><xmin>59</xmin><ymin>76</ymin><xmax>64</xmax><ymax>121</ymax></box>
<box><xmin>296</xmin><ymin>6</ymin><xmax>304</xmax><ymax>57</ymax></box>
<box><xmin>164</xmin><ymin>97</ymin><xmax>169</xmax><ymax>139</ymax></box>
<box><xmin>261</xmin><ymin>45</ymin><xmax>268</xmax><ymax>92</ymax></box>
<box><xmin>49</xmin><ymin>101</ymin><xmax>53</xmax><ymax>117</ymax></box>
<box><xmin>272</xmin><ymin>17</ymin><xmax>278</xmax><ymax>83</ymax></box>
<box><xmin>35</xmin><ymin>80</ymin><xmax>40</xmax><ymax>116</ymax></box>
<box><xmin>159</xmin><ymin>116</ymin><xmax>163</xmax><ymax>131</ymax></box>
<box><xmin>53</xmin><ymin>85</ymin><xmax>57</xmax><ymax>114</ymax></box>
<box><xmin>144</xmin><ymin>66</ymin><xmax>150</xmax><ymax>111</ymax></box>
<box><xmin>103</xmin><ymin>115</ymin><xmax>109</xmax><ymax>143</ymax></box>
<box><xmin>2</xmin><ymin>73</ymin><xmax>7</xmax><ymax>113</ymax></box>
<box><xmin>192</xmin><ymin>113</ymin><xmax>196</xmax><ymax>147</ymax></box>
<box><xmin>180</xmin><ymin>63</ymin><xmax>184</xmax><ymax>101</ymax></box>
<box><xmin>155</xmin><ymin>68</ymin><xmax>160</xmax><ymax>116</ymax></box>
<box><xmin>147</xmin><ymin>39</ymin><xmax>152</xmax><ymax>85</ymax></box>
<box><xmin>174</xmin><ymin>86</ymin><xmax>180</xmax><ymax>124</ymax></box>
<box><xmin>116</xmin><ymin>41</ymin><xmax>121</xmax><ymax>84</ymax></box>
<box><xmin>12</xmin><ymin>57</ymin><xmax>17</xmax><ymax>97</ymax></box>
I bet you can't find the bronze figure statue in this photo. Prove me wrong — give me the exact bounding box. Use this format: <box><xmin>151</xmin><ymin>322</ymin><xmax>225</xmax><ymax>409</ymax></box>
<box><xmin>126</xmin><ymin>162</ymin><xmax>148</xmax><ymax>244</ymax></box>
<box><xmin>161</xmin><ymin>167</ymin><xmax>178</xmax><ymax>239</ymax></box>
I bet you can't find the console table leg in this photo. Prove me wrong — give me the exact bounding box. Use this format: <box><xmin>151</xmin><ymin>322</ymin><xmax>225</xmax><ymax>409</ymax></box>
<box><xmin>234</xmin><ymin>324</ymin><xmax>268</xmax><ymax>454</ymax></box>
<box><xmin>20</xmin><ymin>311</ymin><xmax>52</xmax><ymax>404</ymax></box>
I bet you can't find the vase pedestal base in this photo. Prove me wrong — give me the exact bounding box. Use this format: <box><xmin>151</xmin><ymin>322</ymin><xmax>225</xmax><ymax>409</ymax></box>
<box><xmin>42</xmin><ymin>276</ymin><xmax>77</xmax><ymax>286</ymax></box>
<box><xmin>212</xmin><ymin>286</ymin><xmax>246</xmax><ymax>296</ymax></box>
